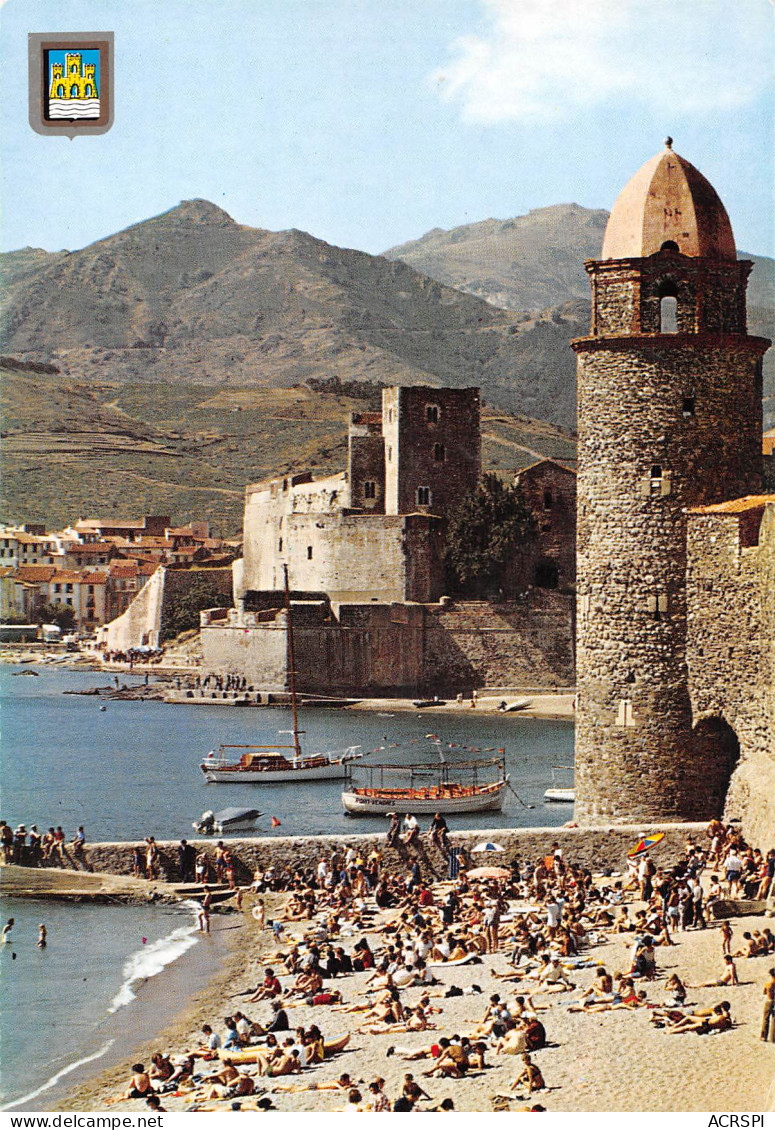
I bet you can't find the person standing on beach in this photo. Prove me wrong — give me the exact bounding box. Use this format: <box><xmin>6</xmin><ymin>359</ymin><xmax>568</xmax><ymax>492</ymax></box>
<box><xmin>762</xmin><ymin>968</ymin><xmax>775</xmax><ymax>1043</ymax></box>
<box><xmin>199</xmin><ymin>886</ymin><xmax>212</xmax><ymax>933</ymax></box>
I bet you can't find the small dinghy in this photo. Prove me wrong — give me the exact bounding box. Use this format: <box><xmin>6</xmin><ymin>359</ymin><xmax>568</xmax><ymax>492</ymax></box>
<box><xmin>544</xmin><ymin>765</ymin><xmax>575</xmax><ymax>803</ymax></box>
<box><xmin>193</xmin><ymin>807</ymin><xmax>263</xmax><ymax>835</ymax></box>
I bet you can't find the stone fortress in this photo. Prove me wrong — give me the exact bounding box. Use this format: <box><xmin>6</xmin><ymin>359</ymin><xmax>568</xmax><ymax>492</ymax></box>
<box><xmin>572</xmin><ymin>140</ymin><xmax>774</xmax><ymax>846</ymax></box>
<box><xmin>201</xmin><ymin>385</ymin><xmax>576</xmax><ymax>695</ymax></box>
<box><xmin>49</xmin><ymin>53</ymin><xmax>98</xmax><ymax>100</ymax></box>
<box><xmin>194</xmin><ymin>139</ymin><xmax>773</xmax><ymax>844</ymax></box>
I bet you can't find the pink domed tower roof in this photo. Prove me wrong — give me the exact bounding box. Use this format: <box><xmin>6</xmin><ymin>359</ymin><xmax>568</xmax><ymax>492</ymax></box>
<box><xmin>601</xmin><ymin>139</ymin><xmax>737</xmax><ymax>261</ymax></box>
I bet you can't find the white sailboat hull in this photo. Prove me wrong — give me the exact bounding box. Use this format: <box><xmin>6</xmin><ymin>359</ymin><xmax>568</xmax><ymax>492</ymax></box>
<box><xmin>201</xmin><ymin>749</ymin><xmax>362</xmax><ymax>783</ymax></box>
<box><xmin>342</xmin><ymin>779</ymin><xmax>508</xmax><ymax>815</ymax></box>
<box><xmin>544</xmin><ymin>787</ymin><xmax>575</xmax><ymax>803</ymax></box>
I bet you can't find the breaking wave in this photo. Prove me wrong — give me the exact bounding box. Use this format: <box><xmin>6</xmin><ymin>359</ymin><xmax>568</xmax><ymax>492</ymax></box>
<box><xmin>108</xmin><ymin>903</ymin><xmax>200</xmax><ymax>1013</ymax></box>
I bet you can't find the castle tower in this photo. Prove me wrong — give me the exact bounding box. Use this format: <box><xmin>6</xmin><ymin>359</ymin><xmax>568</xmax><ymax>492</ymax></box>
<box><xmin>572</xmin><ymin>141</ymin><xmax>768</xmax><ymax>823</ymax></box>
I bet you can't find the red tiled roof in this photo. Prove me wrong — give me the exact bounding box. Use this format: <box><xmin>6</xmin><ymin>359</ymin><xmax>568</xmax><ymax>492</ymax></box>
<box><xmin>15</xmin><ymin>566</ymin><xmax>55</xmax><ymax>582</ymax></box>
<box><xmin>689</xmin><ymin>494</ymin><xmax>775</xmax><ymax>515</ymax></box>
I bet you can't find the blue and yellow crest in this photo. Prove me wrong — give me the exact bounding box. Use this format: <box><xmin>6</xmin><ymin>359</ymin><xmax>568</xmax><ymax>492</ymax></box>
<box><xmin>29</xmin><ymin>33</ymin><xmax>114</xmax><ymax>138</ymax></box>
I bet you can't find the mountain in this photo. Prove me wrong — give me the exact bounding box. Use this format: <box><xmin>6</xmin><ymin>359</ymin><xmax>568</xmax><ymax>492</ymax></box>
<box><xmin>384</xmin><ymin>205</ymin><xmax>775</xmax><ymax>426</ymax></box>
<box><xmin>383</xmin><ymin>204</ymin><xmax>609</xmax><ymax>312</ymax></box>
<box><xmin>0</xmin><ymin>365</ymin><xmax>576</xmax><ymax>531</ymax></box>
<box><xmin>0</xmin><ymin>199</ymin><xmax>582</xmax><ymax>429</ymax></box>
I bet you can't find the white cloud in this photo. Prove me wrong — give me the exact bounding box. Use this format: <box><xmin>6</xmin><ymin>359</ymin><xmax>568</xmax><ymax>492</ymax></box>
<box><xmin>430</xmin><ymin>0</ymin><xmax>771</xmax><ymax>124</ymax></box>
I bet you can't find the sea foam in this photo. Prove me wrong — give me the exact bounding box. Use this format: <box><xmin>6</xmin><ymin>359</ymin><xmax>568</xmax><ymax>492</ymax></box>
<box><xmin>107</xmin><ymin>906</ymin><xmax>200</xmax><ymax>1013</ymax></box>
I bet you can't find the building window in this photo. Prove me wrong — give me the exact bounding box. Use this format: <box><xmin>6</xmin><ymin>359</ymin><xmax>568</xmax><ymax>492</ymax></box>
<box><xmin>65</xmin><ymin>583</ymin><xmax>73</xmax><ymax>593</ymax></box>
<box><xmin>433</xmin><ymin>442</ymin><xmax>445</xmax><ymax>462</ymax></box>
<box><xmin>660</xmin><ymin>295</ymin><xmax>678</xmax><ymax>333</ymax></box>
<box><xmin>682</xmin><ymin>395</ymin><xmax>695</xmax><ymax>417</ymax></box>
<box><xmin>616</xmin><ymin>699</ymin><xmax>635</xmax><ymax>728</ymax></box>
<box><xmin>641</xmin><ymin>464</ymin><xmax>671</xmax><ymax>497</ymax></box>
<box><xmin>388</xmin><ymin>408</ymin><xmax>394</xmax><ymax>423</ymax></box>
<box><xmin>88</xmin><ymin>585</ymin><xmax>94</xmax><ymax>594</ymax></box>
<box><xmin>54</xmin><ymin>583</ymin><xmax>61</xmax><ymax>593</ymax></box>
<box><xmin>278</xmin><ymin>538</ymin><xmax>283</xmax><ymax>552</ymax></box>
<box><xmin>426</xmin><ymin>404</ymin><xmax>440</xmax><ymax>424</ymax></box>
<box><xmin>416</xmin><ymin>486</ymin><xmax>432</xmax><ymax>506</ymax></box>
<box><xmin>543</xmin><ymin>488</ymin><xmax>554</xmax><ymax>510</ymax></box>
<box><xmin>307</xmin><ymin>545</ymin><xmax>313</xmax><ymax>559</ymax></box>
<box><xmin>387</xmin><ymin>446</ymin><xmax>392</xmax><ymax>462</ymax></box>
<box><xmin>646</xmin><ymin>593</ymin><xmax>668</xmax><ymax>619</ymax></box>
<box><xmin>364</xmin><ymin>481</ymin><xmax>376</xmax><ymax>499</ymax></box>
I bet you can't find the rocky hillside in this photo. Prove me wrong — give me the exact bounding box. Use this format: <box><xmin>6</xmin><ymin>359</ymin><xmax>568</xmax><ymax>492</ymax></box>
<box><xmin>384</xmin><ymin>204</ymin><xmax>774</xmax><ymax>426</ymax></box>
<box><xmin>0</xmin><ymin>200</ymin><xmax>584</xmax><ymax>430</ymax></box>
<box><xmin>383</xmin><ymin>204</ymin><xmax>609</xmax><ymax>312</ymax></box>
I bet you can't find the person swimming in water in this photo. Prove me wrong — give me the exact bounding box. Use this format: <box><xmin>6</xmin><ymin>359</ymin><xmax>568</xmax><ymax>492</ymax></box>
<box><xmin>2</xmin><ymin>918</ymin><xmax>14</xmax><ymax>944</ymax></box>
<box><xmin>37</xmin><ymin>924</ymin><xmax>47</xmax><ymax>949</ymax></box>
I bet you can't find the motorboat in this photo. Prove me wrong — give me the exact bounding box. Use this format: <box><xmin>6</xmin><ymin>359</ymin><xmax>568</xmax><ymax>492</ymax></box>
<box><xmin>193</xmin><ymin>807</ymin><xmax>263</xmax><ymax>835</ymax></box>
<box><xmin>544</xmin><ymin>765</ymin><xmax>575</xmax><ymax>803</ymax></box>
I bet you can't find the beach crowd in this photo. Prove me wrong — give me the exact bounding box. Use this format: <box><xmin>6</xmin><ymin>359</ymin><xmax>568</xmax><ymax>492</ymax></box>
<box><xmin>96</xmin><ymin>816</ymin><xmax>775</xmax><ymax>1112</ymax></box>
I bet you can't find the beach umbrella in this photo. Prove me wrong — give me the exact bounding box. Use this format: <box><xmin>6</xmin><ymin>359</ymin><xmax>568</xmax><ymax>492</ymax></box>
<box><xmin>471</xmin><ymin>841</ymin><xmax>505</xmax><ymax>853</ymax></box>
<box><xmin>627</xmin><ymin>832</ymin><xmax>665</xmax><ymax>859</ymax></box>
<box><xmin>466</xmin><ymin>865</ymin><xmax>512</xmax><ymax>880</ymax></box>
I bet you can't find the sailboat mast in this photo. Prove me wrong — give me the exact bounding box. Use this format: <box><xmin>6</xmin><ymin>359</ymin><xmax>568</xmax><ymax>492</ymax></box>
<box><xmin>283</xmin><ymin>564</ymin><xmax>302</xmax><ymax>760</ymax></box>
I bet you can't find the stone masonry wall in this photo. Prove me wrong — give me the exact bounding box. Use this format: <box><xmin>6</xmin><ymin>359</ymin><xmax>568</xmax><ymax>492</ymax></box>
<box><xmin>573</xmin><ymin>332</ymin><xmax>765</xmax><ymax>824</ymax></box>
<box><xmin>202</xmin><ymin>595</ymin><xmax>575</xmax><ymax>695</ymax></box>
<box><xmin>422</xmin><ymin>594</ymin><xmax>575</xmax><ymax>691</ymax></box>
<box><xmin>686</xmin><ymin>504</ymin><xmax>775</xmax><ymax>848</ymax></box>
<box><xmin>77</xmin><ymin>822</ymin><xmax>706</xmax><ymax>886</ymax></box>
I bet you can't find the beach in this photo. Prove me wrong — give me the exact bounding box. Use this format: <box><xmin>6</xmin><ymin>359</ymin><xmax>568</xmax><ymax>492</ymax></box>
<box><xmin>56</xmin><ymin>868</ymin><xmax>774</xmax><ymax>1114</ymax></box>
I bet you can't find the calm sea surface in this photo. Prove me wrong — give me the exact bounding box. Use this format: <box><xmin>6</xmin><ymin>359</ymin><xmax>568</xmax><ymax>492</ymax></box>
<box><xmin>0</xmin><ymin>666</ymin><xmax>573</xmax><ymax>839</ymax></box>
<box><xmin>0</xmin><ymin>664</ymin><xmax>574</xmax><ymax>1108</ymax></box>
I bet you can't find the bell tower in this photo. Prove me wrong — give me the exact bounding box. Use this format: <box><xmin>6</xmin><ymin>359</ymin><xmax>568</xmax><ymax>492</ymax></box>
<box><xmin>572</xmin><ymin>140</ymin><xmax>768</xmax><ymax>823</ymax></box>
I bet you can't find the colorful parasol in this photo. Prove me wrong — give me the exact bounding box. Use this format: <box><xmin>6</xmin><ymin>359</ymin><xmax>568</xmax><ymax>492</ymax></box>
<box><xmin>627</xmin><ymin>832</ymin><xmax>665</xmax><ymax>858</ymax></box>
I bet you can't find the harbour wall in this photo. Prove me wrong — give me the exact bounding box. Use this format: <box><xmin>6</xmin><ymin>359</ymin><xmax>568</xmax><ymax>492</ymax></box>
<box><xmin>75</xmin><ymin>823</ymin><xmax>705</xmax><ymax>884</ymax></box>
<box><xmin>201</xmin><ymin>592</ymin><xmax>575</xmax><ymax>695</ymax></box>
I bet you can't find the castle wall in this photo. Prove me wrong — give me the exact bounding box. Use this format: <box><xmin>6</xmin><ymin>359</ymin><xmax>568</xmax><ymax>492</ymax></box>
<box><xmin>422</xmin><ymin>595</ymin><xmax>575</xmax><ymax>690</ymax></box>
<box><xmin>201</xmin><ymin>594</ymin><xmax>575</xmax><ymax>694</ymax></box>
<box><xmin>686</xmin><ymin>503</ymin><xmax>775</xmax><ymax>848</ymax></box>
<box><xmin>101</xmin><ymin>565</ymin><xmax>164</xmax><ymax>651</ymax></box>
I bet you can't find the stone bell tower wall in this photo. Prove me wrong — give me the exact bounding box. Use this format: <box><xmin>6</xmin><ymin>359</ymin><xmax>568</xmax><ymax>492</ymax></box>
<box><xmin>573</xmin><ymin>312</ymin><xmax>766</xmax><ymax>822</ymax></box>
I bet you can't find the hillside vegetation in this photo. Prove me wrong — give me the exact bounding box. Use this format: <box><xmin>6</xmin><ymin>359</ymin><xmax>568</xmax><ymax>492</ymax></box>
<box><xmin>0</xmin><ymin>366</ymin><xmax>575</xmax><ymax>531</ymax></box>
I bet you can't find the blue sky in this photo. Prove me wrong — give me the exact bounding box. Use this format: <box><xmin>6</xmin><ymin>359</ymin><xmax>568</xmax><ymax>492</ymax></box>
<box><xmin>1</xmin><ymin>0</ymin><xmax>773</xmax><ymax>256</ymax></box>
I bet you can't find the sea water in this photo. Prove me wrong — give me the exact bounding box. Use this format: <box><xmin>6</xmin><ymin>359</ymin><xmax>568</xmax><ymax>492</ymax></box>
<box><xmin>0</xmin><ymin>664</ymin><xmax>574</xmax><ymax>1107</ymax></box>
<box><xmin>0</xmin><ymin>898</ymin><xmax>205</xmax><ymax>1111</ymax></box>
<box><xmin>0</xmin><ymin>666</ymin><xmax>573</xmax><ymax>840</ymax></box>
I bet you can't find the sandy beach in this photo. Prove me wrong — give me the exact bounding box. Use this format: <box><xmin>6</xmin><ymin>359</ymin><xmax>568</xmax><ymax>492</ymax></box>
<box><xmin>58</xmin><ymin>865</ymin><xmax>774</xmax><ymax>1113</ymax></box>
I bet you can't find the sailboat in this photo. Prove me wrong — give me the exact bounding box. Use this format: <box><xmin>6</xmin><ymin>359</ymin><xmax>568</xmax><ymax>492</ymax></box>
<box><xmin>199</xmin><ymin>566</ymin><xmax>363</xmax><ymax>783</ymax></box>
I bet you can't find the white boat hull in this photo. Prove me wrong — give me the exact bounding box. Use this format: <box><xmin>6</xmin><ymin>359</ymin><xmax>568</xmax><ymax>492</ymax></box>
<box><xmin>202</xmin><ymin>758</ymin><xmax>356</xmax><ymax>783</ymax></box>
<box><xmin>544</xmin><ymin>788</ymin><xmax>575</xmax><ymax>803</ymax></box>
<box><xmin>342</xmin><ymin>780</ymin><xmax>508</xmax><ymax>815</ymax></box>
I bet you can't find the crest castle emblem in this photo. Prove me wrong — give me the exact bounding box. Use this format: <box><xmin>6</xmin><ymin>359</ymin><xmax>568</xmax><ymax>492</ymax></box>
<box><xmin>29</xmin><ymin>32</ymin><xmax>114</xmax><ymax>137</ymax></box>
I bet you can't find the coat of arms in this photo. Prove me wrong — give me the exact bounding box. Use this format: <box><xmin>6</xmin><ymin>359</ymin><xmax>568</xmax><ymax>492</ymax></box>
<box><xmin>28</xmin><ymin>32</ymin><xmax>114</xmax><ymax>137</ymax></box>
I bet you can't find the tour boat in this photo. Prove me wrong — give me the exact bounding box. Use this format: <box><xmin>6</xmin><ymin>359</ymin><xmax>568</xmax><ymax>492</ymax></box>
<box><xmin>543</xmin><ymin>765</ymin><xmax>575</xmax><ymax>803</ymax></box>
<box><xmin>342</xmin><ymin>749</ymin><xmax>509</xmax><ymax>815</ymax></box>
<box><xmin>199</xmin><ymin>565</ymin><xmax>364</xmax><ymax>784</ymax></box>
